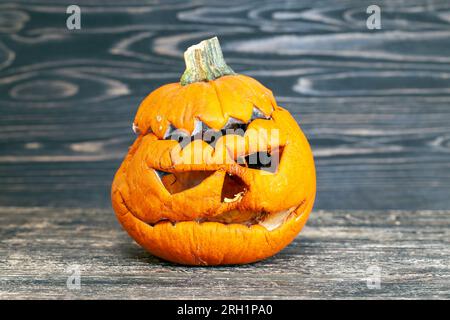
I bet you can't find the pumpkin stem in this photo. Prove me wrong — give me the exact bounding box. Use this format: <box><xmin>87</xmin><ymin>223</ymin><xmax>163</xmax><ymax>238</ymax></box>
<box><xmin>180</xmin><ymin>37</ymin><xmax>235</xmax><ymax>85</ymax></box>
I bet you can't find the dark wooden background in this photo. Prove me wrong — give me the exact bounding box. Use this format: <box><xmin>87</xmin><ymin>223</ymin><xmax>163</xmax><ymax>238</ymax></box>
<box><xmin>0</xmin><ymin>0</ymin><xmax>449</xmax><ymax>299</ymax></box>
<box><xmin>1</xmin><ymin>0</ymin><xmax>450</xmax><ymax>210</ymax></box>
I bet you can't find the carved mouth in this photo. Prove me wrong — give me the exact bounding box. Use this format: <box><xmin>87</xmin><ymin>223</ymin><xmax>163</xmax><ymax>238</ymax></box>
<box><xmin>197</xmin><ymin>206</ymin><xmax>298</xmax><ymax>231</ymax></box>
<box><xmin>149</xmin><ymin>166</ymin><xmax>300</xmax><ymax>230</ymax></box>
<box><xmin>142</xmin><ymin>206</ymin><xmax>298</xmax><ymax>231</ymax></box>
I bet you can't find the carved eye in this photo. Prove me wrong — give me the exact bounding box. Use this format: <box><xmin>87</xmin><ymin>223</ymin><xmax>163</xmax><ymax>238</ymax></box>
<box><xmin>246</xmin><ymin>151</ymin><xmax>273</xmax><ymax>169</ymax></box>
<box><xmin>154</xmin><ymin>170</ymin><xmax>216</xmax><ymax>194</ymax></box>
<box><xmin>182</xmin><ymin>118</ymin><xmax>247</xmax><ymax>147</ymax></box>
<box><xmin>238</xmin><ymin>147</ymin><xmax>283</xmax><ymax>173</ymax></box>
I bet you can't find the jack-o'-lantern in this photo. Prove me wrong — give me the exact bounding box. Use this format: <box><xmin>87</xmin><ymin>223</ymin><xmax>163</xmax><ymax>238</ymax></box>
<box><xmin>111</xmin><ymin>37</ymin><xmax>316</xmax><ymax>265</ymax></box>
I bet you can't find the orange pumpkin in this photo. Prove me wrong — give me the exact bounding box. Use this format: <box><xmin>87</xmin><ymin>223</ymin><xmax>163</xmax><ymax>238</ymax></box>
<box><xmin>111</xmin><ymin>37</ymin><xmax>316</xmax><ymax>265</ymax></box>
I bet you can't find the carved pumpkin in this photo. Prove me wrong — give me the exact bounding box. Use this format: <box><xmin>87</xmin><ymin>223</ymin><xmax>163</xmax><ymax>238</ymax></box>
<box><xmin>111</xmin><ymin>37</ymin><xmax>316</xmax><ymax>265</ymax></box>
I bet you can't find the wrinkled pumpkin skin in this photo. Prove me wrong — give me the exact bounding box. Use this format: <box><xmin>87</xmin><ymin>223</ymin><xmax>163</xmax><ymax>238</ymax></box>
<box><xmin>111</xmin><ymin>39</ymin><xmax>316</xmax><ymax>266</ymax></box>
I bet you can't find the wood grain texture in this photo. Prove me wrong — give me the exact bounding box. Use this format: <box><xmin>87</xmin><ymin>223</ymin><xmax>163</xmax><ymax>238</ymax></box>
<box><xmin>0</xmin><ymin>207</ymin><xmax>448</xmax><ymax>299</ymax></box>
<box><xmin>0</xmin><ymin>1</ymin><xmax>448</xmax><ymax>300</ymax></box>
<box><xmin>0</xmin><ymin>1</ymin><xmax>450</xmax><ymax>209</ymax></box>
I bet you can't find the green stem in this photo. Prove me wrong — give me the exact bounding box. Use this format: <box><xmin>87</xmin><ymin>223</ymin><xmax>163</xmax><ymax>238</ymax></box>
<box><xmin>180</xmin><ymin>37</ymin><xmax>235</xmax><ymax>85</ymax></box>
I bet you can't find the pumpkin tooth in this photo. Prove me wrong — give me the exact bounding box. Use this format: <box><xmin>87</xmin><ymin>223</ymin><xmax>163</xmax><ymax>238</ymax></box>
<box><xmin>258</xmin><ymin>207</ymin><xmax>296</xmax><ymax>231</ymax></box>
<box><xmin>191</xmin><ymin>119</ymin><xmax>204</xmax><ymax>136</ymax></box>
<box><xmin>132</xmin><ymin>123</ymin><xmax>140</xmax><ymax>135</ymax></box>
<box><xmin>250</xmin><ymin>106</ymin><xmax>270</xmax><ymax>121</ymax></box>
<box><xmin>223</xmin><ymin>191</ymin><xmax>245</xmax><ymax>203</ymax></box>
<box><xmin>163</xmin><ymin>124</ymin><xmax>177</xmax><ymax>139</ymax></box>
<box><xmin>221</xmin><ymin>173</ymin><xmax>247</xmax><ymax>202</ymax></box>
<box><xmin>223</xmin><ymin>116</ymin><xmax>245</xmax><ymax>129</ymax></box>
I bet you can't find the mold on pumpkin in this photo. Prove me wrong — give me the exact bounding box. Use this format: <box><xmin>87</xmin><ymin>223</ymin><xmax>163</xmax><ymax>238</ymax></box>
<box><xmin>111</xmin><ymin>37</ymin><xmax>316</xmax><ymax>265</ymax></box>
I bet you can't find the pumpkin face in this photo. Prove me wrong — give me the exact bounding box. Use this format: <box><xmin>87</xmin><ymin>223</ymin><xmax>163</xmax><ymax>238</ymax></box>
<box><xmin>111</xmin><ymin>37</ymin><xmax>316</xmax><ymax>265</ymax></box>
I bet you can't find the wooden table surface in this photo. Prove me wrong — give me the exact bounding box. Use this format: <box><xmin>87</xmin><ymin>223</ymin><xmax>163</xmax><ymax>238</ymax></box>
<box><xmin>1</xmin><ymin>0</ymin><xmax>450</xmax><ymax>299</ymax></box>
<box><xmin>1</xmin><ymin>207</ymin><xmax>448</xmax><ymax>299</ymax></box>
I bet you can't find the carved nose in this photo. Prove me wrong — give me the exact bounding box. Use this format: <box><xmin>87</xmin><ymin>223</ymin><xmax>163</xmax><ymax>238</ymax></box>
<box><xmin>221</xmin><ymin>173</ymin><xmax>247</xmax><ymax>203</ymax></box>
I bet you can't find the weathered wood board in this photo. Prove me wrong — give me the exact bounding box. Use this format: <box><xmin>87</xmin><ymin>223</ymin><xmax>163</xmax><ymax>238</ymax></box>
<box><xmin>0</xmin><ymin>207</ymin><xmax>448</xmax><ymax>299</ymax></box>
